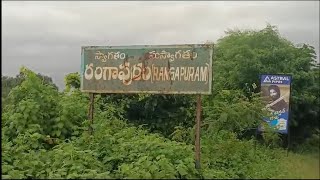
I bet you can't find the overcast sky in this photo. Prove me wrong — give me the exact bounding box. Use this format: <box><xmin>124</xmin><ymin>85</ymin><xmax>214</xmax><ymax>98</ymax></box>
<box><xmin>2</xmin><ymin>1</ymin><xmax>319</xmax><ymax>90</ymax></box>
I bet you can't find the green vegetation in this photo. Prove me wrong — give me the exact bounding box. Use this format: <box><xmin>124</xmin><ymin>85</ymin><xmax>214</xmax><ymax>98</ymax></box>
<box><xmin>2</xmin><ymin>25</ymin><xmax>319</xmax><ymax>179</ymax></box>
<box><xmin>277</xmin><ymin>153</ymin><xmax>320</xmax><ymax>179</ymax></box>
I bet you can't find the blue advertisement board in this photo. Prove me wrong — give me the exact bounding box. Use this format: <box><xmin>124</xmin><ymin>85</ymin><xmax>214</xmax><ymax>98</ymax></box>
<box><xmin>259</xmin><ymin>74</ymin><xmax>292</xmax><ymax>134</ymax></box>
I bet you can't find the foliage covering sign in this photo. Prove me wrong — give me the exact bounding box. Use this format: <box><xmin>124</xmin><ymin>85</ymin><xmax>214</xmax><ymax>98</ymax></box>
<box><xmin>259</xmin><ymin>74</ymin><xmax>292</xmax><ymax>134</ymax></box>
<box><xmin>81</xmin><ymin>44</ymin><xmax>213</xmax><ymax>94</ymax></box>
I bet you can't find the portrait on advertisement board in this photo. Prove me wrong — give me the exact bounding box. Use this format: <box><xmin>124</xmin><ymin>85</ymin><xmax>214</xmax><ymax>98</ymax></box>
<box><xmin>259</xmin><ymin>75</ymin><xmax>291</xmax><ymax>134</ymax></box>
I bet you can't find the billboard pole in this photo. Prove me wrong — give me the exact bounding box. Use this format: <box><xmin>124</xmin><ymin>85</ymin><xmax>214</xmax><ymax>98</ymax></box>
<box><xmin>88</xmin><ymin>93</ymin><xmax>95</xmax><ymax>135</ymax></box>
<box><xmin>287</xmin><ymin>75</ymin><xmax>293</xmax><ymax>157</ymax></box>
<box><xmin>195</xmin><ymin>94</ymin><xmax>202</xmax><ymax>169</ymax></box>
<box><xmin>287</xmin><ymin>129</ymin><xmax>290</xmax><ymax>157</ymax></box>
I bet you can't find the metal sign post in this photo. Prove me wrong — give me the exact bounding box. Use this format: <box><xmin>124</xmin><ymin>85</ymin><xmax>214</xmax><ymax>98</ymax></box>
<box><xmin>88</xmin><ymin>93</ymin><xmax>95</xmax><ymax>135</ymax></box>
<box><xmin>195</xmin><ymin>94</ymin><xmax>202</xmax><ymax>169</ymax></box>
<box><xmin>287</xmin><ymin>77</ymin><xmax>293</xmax><ymax>157</ymax></box>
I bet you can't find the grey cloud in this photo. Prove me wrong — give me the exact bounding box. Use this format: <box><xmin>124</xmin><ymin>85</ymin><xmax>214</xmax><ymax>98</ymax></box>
<box><xmin>2</xmin><ymin>1</ymin><xmax>319</xmax><ymax>90</ymax></box>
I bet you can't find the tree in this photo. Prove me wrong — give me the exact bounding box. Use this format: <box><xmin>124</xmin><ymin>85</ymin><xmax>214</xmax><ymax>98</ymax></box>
<box><xmin>209</xmin><ymin>24</ymin><xmax>319</xmax><ymax>145</ymax></box>
<box><xmin>64</xmin><ymin>72</ymin><xmax>81</xmax><ymax>92</ymax></box>
<box><xmin>2</xmin><ymin>72</ymin><xmax>58</xmax><ymax>108</ymax></box>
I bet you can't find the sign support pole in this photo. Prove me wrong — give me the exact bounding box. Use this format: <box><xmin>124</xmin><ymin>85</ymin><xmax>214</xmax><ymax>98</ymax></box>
<box><xmin>195</xmin><ymin>94</ymin><xmax>202</xmax><ymax>169</ymax></box>
<box><xmin>287</xmin><ymin>77</ymin><xmax>293</xmax><ymax>157</ymax></box>
<box><xmin>88</xmin><ymin>93</ymin><xmax>95</xmax><ymax>135</ymax></box>
<box><xmin>287</xmin><ymin>131</ymin><xmax>290</xmax><ymax>157</ymax></box>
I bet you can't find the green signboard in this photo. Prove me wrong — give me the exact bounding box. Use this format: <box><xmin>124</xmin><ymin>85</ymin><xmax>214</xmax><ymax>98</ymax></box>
<box><xmin>81</xmin><ymin>44</ymin><xmax>213</xmax><ymax>94</ymax></box>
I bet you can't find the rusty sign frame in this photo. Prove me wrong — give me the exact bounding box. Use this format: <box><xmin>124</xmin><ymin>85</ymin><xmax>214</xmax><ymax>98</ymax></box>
<box><xmin>80</xmin><ymin>44</ymin><xmax>213</xmax><ymax>95</ymax></box>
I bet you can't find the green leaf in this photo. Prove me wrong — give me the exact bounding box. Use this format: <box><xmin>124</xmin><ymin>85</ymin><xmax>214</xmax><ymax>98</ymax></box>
<box><xmin>177</xmin><ymin>164</ymin><xmax>188</xmax><ymax>176</ymax></box>
<box><xmin>23</xmin><ymin>113</ymin><xmax>29</xmax><ymax>119</ymax></box>
<box><xmin>55</xmin><ymin>130</ymin><xmax>61</xmax><ymax>136</ymax></box>
<box><xmin>57</xmin><ymin>123</ymin><xmax>64</xmax><ymax>129</ymax></box>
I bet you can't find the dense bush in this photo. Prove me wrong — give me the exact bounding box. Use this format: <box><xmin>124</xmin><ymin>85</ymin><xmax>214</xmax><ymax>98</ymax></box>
<box><xmin>1</xmin><ymin>67</ymin><xmax>287</xmax><ymax>179</ymax></box>
<box><xmin>2</xmin><ymin>24</ymin><xmax>319</xmax><ymax>179</ymax></box>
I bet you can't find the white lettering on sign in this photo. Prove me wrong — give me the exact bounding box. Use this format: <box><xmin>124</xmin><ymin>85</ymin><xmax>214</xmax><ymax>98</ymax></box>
<box><xmin>263</xmin><ymin>75</ymin><xmax>289</xmax><ymax>84</ymax></box>
<box><xmin>84</xmin><ymin>63</ymin><xmax>210</xmax><ymax>85</ymax></box>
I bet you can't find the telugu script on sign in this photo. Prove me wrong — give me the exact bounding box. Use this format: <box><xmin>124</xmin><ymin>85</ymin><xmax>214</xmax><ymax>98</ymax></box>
<box><xmin>81</xmin><ymin>44</ymin><xmax>213</xmax><ymax>94</ymax></box>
